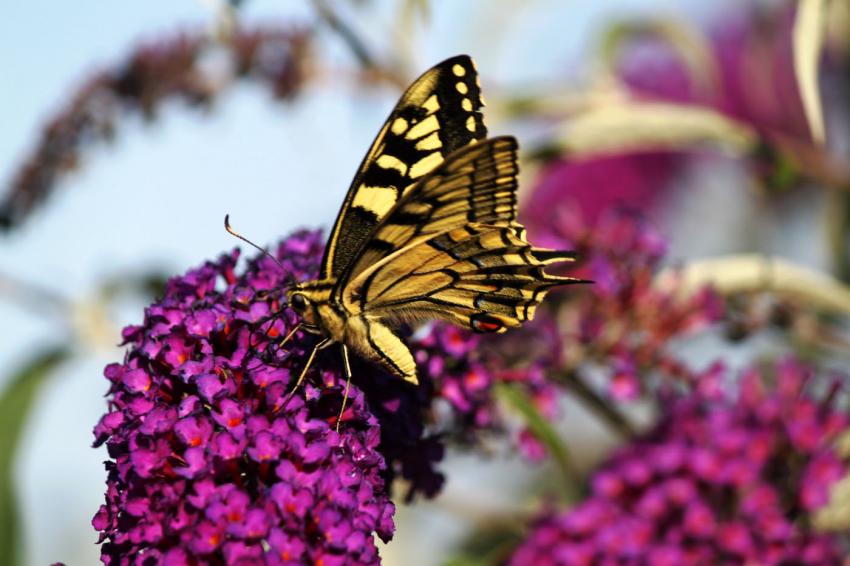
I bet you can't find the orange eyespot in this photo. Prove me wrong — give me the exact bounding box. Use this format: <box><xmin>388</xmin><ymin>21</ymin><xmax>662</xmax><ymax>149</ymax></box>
<box><xmin>471</xmin><ymin>314</ymin><xmax>503</xmax><ymax>333</ymax></box>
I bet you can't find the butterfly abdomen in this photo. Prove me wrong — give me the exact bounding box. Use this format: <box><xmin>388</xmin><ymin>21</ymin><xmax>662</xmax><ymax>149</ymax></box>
<box><xmin>344</xmin><ymin>315</ymin><xmax>418</xmax><ymax>384</ymax></box>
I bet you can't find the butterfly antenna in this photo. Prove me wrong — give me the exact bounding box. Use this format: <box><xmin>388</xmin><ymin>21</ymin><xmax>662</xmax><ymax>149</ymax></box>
<box><xmin>224</xmin><ymin>214</ymin><xmax>285</xmax><ymax>270</ymax></box>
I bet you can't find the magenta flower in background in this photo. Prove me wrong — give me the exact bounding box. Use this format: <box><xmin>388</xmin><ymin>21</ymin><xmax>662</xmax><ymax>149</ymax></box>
<box><xmin>92</xmin><ymin>231</ymin><xmax>399</xmax><ymax>564</ymax></box>
<box><xmin>526</xmin><ymin>3</ymin><xmax>824</xmax><ymax>240</ymax></box>
<box><xmin>522</xmin><ymin>153</ymin><xmax>680</xmax><ymax>232</ymax></box>
<box><xmin>412</xmin><ymin>319</ymin><xmax>562</xmax><ymax>461</ymax></box>
<box><xmin>509</xmin><ymin>360</ymin><xmax>849</xmax><ymax>566</ymax></box>
<box><xmin>414</xmin><ymin>322</ymin><xmax>559</xmax><ymax>430</ymax></box>
<box><xmin>612</xmin><ymin>3</ymin><xmax>844</xmax><ymax>194</ymax></box>
<box><xmin>617</xmin><ymin>5</ymin><xmax>810</xmax><ymax>142</ymax></box>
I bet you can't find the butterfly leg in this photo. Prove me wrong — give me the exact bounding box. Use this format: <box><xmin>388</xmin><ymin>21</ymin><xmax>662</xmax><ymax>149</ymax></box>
<box><xmin>278</xmin><ymin>323</ymin><xmax>302</xmax><ymax>349</ymax></box>
<box><xmin>279</xmin><ymin>337</ymin><xmax>330</xmax><ymax>411</ymax></box>
<box><xmin>248</xmin><ymin>309</ymin><xmax>287</xmax><ymax>350</ymax></box>
<box><xmin>336</xmin><ymin>344</ymin><xmax>353</xmax><ymax>432</ymax></box>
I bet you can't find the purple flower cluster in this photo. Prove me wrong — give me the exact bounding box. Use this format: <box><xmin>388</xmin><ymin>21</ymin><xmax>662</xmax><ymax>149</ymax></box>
<box><xmin>92</xmin><ymin>231</ymin><xmax>396</xmax><ymax>565</ymax></box>
<box><xmin>412</xmin><ymin>320</ymin><xmax>561</xmax><ymax>460</ymax></box>
<box><xmin>509</xmin><ymin>359</ymin><xmax>849</xmax><ymax>566</ymax></box>
<box><xmin>527</xmin><ymin>201</ymin><xmax>724</xmax><ymax>401</ymax></box>
<box><xmin>610</xmin><ymin>4</ymin><xmax>838</xmax><ymax>192</ymax></box>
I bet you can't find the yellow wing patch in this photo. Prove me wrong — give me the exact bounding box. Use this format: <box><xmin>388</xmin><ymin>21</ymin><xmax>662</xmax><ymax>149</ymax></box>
<box><xmin>352</xmin><ymin>186</ymin><xmax>397</xmax><ymax>218</ymax></box>
<box><xmin>405</xmin><ymin>114</ymin><xmax>440</xmax><ymax>141</ymax></box>
<box><xmin>345</xmin><ymin>316</ymin><xmax>418</xmax><ymax>384</ymax></box>
<box><xmin>391</xmin><ymin>118</ymin><xmax>409</xmax><ymax>135</ymax></box>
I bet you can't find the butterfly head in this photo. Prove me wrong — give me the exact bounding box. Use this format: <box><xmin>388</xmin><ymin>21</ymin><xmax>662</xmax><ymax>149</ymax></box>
<box><xmin>285</xmin><ymin>280</ymin><xmax>334</xmax><ymax>330</ymax></box>
<box><xmin>286</xmin><ymin>289</ymin><xmax>317</xmax><ymax>327</ymax></box>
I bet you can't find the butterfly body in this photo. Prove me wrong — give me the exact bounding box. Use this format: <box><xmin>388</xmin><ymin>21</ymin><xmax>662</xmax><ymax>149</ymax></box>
<box><xmin>287</xmin><ymin>279</ymin><xmax>418</xmax><ymax>383</ymax></box>
<box><xmin>279</xmin><ymin>55</ymin><xmax>581</xmax><ymax>394</ymax></box>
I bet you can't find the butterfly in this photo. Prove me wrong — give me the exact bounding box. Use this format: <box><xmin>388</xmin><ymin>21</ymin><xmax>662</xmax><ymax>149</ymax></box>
<box><xmin>227</xmin><ymin>55</ymin><xmax>580</xmax><ymax>424</ymax></box>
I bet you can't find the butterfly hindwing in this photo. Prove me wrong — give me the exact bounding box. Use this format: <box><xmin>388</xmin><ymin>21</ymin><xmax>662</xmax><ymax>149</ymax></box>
<box><xmin>342</xmin><ymin>224</ymin><xmax>579</xmax><ymax>333</ymax></box>
<box><xmin>320</xmin><ymin>55</ymin><xmax>487</xmax><ymax>280</ymax></box>
<box><xmin>344</xmin><ymin>315</ymin><xmax>418</xmax><ymax>383</ymax></box>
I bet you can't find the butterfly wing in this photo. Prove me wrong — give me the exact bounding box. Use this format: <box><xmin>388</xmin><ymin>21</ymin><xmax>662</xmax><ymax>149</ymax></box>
<box><xmin>341</xmin><ymin>136</ymin><xmax>520</xmax><ymax>279</ymax></box>
<box><xmin>342</xmin><ymin>315</ymin><xmax>419</xmax><ymax>384</ymax></box>
<box><xmin>337</xmin><ymin>136</ymin><xmax>579</xmax><ymax>339</ymax></box>
<box><xmin>320</xmin><ymin>55</ymin><xmax>487</xmax><ymax>280</ymax></box>
<box><xmin>342</xmin><ymin>224</ymin><xmax>579</xmax><ymax>336</ymax></box>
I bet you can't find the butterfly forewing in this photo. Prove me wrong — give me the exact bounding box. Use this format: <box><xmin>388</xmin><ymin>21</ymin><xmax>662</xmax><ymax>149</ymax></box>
<box><xmin>320</xmin><ymin>55</ymin><xmax>487</xmax><ymax>280</ymax></box>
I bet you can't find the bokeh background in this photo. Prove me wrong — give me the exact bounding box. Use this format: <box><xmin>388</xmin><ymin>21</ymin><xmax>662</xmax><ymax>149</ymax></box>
<box><xmin>2</xmin><ymin>1</ymin><xmax>849</xmax><ymax>564</ymax></box>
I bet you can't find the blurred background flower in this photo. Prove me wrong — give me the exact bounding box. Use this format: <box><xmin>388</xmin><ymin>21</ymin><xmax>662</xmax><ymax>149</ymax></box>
<box><xmin>2</xmin><ymin>0</ymin><xmax>850</xmax><ymax>565</ymax></box>
<box><xmin>508</xmin><ymin>360</ymin><xmax>848</xmax><ymax>566</ymax></box>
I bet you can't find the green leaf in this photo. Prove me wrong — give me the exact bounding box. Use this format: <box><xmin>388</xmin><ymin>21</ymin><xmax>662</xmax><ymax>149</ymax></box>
<box><xmin>793</xmin><ymin>0</ymin><xmax>828</xmax><ymax>144</ymax></box>
<box><xmin>494</xmin><ymin>383</ymin><xmax>580</xmax><ymax>494</ymax></box>
<box><xmin>812</xmin><ymin>430</ymin><xmax>850</xmax><ymax>532</ymax></box>
<box><xmin>442</xmin><ymin>517</ymin><xmax>525</xmax><ymax>566</ymax></box>
<box><xmin>825</xmin><ymin>192</ymin><xmax>850</xmax><ymax>282</ymax></box>
<box><xmin>0</xmin><ymin>348</ymin><xmax>70</xmax><ymax>566</ymax></box>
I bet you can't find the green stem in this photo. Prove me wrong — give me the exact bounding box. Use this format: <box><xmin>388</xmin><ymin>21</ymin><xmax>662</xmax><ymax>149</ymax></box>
<box><xmin>553</xmin><ymin>370</ymin><xmax>636</xmax><ymax>439</ymax></box>
<box><xmin>312</xmin><ymin>0</ymin><xmax>377</xmax><ymax>71</ymax></box>
<box><xmin>0</xmin><ymin>348</ymin><xmax>70</xmax><ymax>566</ymax></box>
<box><xmin>494</xmin><ymin>383</ymin><xmax>582</xmax><ymax>495</ymax></box>
<box><xmin>826</xmin><ymin>191</ymin><xmax>850</xmax><ymax>283</ymax></box>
